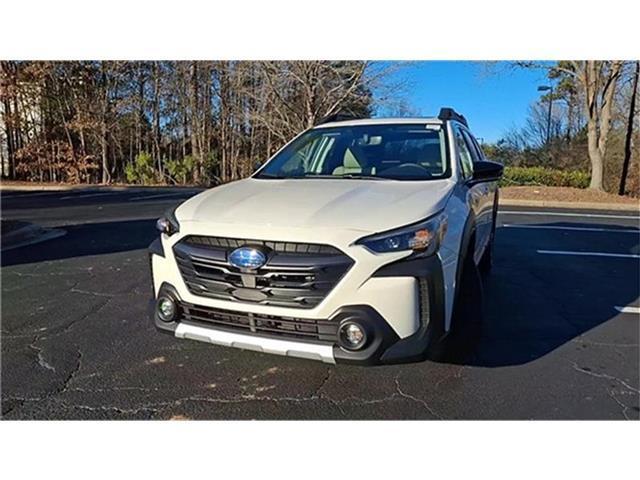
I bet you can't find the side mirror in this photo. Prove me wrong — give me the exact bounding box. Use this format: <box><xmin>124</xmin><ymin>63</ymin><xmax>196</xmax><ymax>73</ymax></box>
<box><xmin>471</xmin><ymin>160</ymin><xmax>503</xmax><ymax>184</ymax></box>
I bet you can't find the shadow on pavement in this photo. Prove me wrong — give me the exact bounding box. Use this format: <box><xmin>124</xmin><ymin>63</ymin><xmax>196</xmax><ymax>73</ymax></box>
<box><xmin>0</xmin><ymin>189</ymin><xmax>201</xmax><ymax>212</ymax></box>
<box><xmin>2</xmin><ymin>217</ymin><xmax>638</xmax><ymax>370</ymax></box>
<box><xmin>1</xmin><ymin>218</ymin><xmax>157</xmax><ymax>267</ymax></box>
<box><xmin>462</xmin><ymin>220</ymin><xmax>640</xmax><ymax>367</ymax></box>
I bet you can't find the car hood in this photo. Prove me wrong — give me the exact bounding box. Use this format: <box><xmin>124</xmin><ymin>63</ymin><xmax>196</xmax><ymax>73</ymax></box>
<box><xmin>176</xmin><ymin>178</ymin><xmax>454</xmax><ymax>234</ymax></box>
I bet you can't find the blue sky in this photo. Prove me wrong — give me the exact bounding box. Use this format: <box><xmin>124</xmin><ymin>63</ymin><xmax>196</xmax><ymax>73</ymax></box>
<box><xmin>374</xmin><ymin>61</ymin><xmax>552</xmax><ymax>143</ymax></box>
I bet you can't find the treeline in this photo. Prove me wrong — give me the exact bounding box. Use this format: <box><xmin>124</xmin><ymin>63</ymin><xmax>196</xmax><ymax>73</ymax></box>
<box><xmin>2</xmin><ymin>60</ymin><xmax>637</xmax><ymax>195</ymax></box>
<box><xmin>0</xmin><ymin>61</ymin><xmax>390</xmax><ymax>185</ymax></box>
<box><xmin>485</xmin><ymin>61</ymin><xmax>639</xmax><ymax>196</ymax></box>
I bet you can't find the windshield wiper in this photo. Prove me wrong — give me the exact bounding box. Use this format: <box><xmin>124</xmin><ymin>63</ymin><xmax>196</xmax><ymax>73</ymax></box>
<box><xmin>256</xmin><ymin>173</ymin><xmax>335</xmax><ymax>179</ymax></box>
<box><xmin>339</xmin><ymin>174</ymin><xmax>392</xmax><ymax>181</ymax></box>
<box><xmin>300</xmin><ymin>173</ymin><xmax>392</xmax><ymax>180</ymax></box>
<box><xmin>298</xmin><ymin>174</ymin><xmax>338</xmax><ymax>179</ymax></box>
<box><xmin>255</xmin><ymin>173</ymin><xmax>287</xmax><ymax>179</ymax></box>
<box><xmin>258</xmin><ymin>173</ymin><xmax>392</xmax><ymax>180</ymax></box>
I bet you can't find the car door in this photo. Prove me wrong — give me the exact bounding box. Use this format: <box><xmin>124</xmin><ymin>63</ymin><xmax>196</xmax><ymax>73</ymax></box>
<box><xmin>462</xmin><ymin>130</ymin><xmax>495</xmax><ymax>258</ymax></box>
<box><xmin>453</xmin><ymin>125</ymin><xmax>486</xmax><ymax>263</ymax></box>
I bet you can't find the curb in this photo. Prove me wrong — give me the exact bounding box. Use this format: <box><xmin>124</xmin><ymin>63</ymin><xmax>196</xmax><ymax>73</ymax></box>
<box><xmin>500</xmin><ymin>198</ymin><xmax>640</xmax><ymax>213</ymax></box>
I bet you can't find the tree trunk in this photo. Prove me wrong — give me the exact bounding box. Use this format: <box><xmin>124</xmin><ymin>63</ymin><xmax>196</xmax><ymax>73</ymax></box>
<box><xmin>587</xmin><ymin>117</ymin><xmax>604</xmax><ymax>190</ymax></box>
<box><xmin>189</xmin><ymin>62</ymin><xmax>200</xmax><ymax>183</ymax></box>
<box><xmin>619</xmin><ymin>61</ymin><xmax>639</xmax><ymax>195</ymax></box>
<box><xmin>100</xmin><ymin>63</ymin><xmax>111</xmax><ymax>184</ymax></box>
<box><xmin>580</xmin><ymin>60</ymin><xmax>624</xmax><ymax>191</ymax></box>
<box><xmin>2</xmin><ymin>97</ymin><xmax>16</xmax><ymax>179</ymax></box>
<box><xmin>101</xmin><ymin>120</ymin><xmax>109</xmax><ymax>184</ymax></box>
<box><xmin>136</xmin><ymin>63</ymin><xmax>144</xmax><ymax>155</ymax></box>
<box><xmin>152</xmin><ymin>62</ymin><xmax>162</xmax><ymax>176</ymax></box>
<box><xmin>219</xmin><ymin>62</ymin><xmax>228</xmax><ymax>183</ymax></box>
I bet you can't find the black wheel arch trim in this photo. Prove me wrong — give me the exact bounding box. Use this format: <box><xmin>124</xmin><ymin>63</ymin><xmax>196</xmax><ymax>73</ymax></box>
<box><xmin>148</xmin><ymin>237</ymin><xmax>165</xmax><ymax>257</ymax></box>
<box><xmin>372</xmin><ymin>253</ymin><xmax>447</xmax><ymax>363</ymax></box>
<box><xmin>453</xmin><ymin>207</ymin><xmax>478</xmax><ymax>306</ymax></box>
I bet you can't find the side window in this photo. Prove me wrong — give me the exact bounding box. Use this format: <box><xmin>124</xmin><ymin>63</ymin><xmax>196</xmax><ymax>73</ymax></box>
<box><xmin>454</xmin><ymin>127</ymin><xmax>474</xmax><ymax>179</ymax></box>
<box><xmin>281</xmin><ymin>135</ymin><xmax>336</xmax><ymax>174</ymax></box>
<box><xmin>463</xmin><ymin>131</ymin><xmax>485</xmax><ymax>162</ymax></box>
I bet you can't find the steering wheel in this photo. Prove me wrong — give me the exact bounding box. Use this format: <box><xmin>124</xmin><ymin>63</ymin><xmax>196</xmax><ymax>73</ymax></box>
<box><xmin>381</xmin><ymin>163</ymin><xmax>432</xmax><ymax>177</ymax></box>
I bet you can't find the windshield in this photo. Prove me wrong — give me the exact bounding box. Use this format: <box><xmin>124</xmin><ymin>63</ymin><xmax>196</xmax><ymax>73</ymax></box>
<box><xmin>254</xmin><ymin>124</ymin><xmax>449</xmax><ymax>181</ymax></box>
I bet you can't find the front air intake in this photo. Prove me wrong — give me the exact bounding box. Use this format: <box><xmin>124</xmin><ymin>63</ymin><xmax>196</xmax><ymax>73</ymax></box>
<box><xmin>173</xmin><ymin>236</ymin><xmax>354</xmax><ymax>309</ymax></box>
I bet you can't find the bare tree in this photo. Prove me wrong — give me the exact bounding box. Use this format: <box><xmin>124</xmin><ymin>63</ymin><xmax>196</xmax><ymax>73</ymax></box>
<box><xmin>1</xmin><ymin>60</ymin><xmax>392</xmax><ymax>186</ymax></box>
<box><xmin>619</xmin><ymin>61</ymin><xmax>639</xmax><ymax>195</ymax></box>
<box><xmin>552</xmin><ymin>61</ymin><xmax>625</xmax><ymax>190</ymax></box>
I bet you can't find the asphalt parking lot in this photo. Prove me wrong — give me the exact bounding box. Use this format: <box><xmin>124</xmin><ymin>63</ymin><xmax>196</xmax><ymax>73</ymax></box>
<box><xmin>1</xmin><ymin>188</ymin><xmax>639</xmax><ymax>420</ymax></box>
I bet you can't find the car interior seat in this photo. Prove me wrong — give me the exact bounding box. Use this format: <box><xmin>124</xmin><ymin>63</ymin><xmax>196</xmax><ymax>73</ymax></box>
<box><xmin>332</xmin><ymin>148</ymin><xmax>363</xmax><ymax>175</ymax></box>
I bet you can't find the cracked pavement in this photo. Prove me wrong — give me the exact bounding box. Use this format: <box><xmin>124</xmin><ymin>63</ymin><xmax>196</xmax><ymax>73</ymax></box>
<box><xmin>1</xmin><ymin>189</ymin><xmax>639</xmax><ymax>419</ymax></box>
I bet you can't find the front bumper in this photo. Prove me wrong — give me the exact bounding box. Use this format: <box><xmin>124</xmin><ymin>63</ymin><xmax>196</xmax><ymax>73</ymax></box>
<box><xmin>150</xmin><ymin>238</ymin><xmax>446</xmax><ymax>365</ymax></box>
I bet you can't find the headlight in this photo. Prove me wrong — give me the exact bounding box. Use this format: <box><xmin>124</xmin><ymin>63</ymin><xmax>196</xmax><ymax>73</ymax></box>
<box><xmin>356</xmin><ymin>212</ymin><xmax>447</xmax><ymax>255</ymax></box>
<box><xmin>156</xmin><ymin>206</ymin><xmax>180</xmax><ymax>236</ymax></box>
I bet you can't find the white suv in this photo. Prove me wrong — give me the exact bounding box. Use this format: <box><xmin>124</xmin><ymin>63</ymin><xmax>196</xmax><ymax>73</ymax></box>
<box><xmin>149</xmin><ymin>108</ymin><xmax>503</xmax><ymax>365</ymax></box>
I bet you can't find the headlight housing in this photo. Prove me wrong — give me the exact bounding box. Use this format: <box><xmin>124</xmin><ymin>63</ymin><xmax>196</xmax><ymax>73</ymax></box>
<box><xmin>156</xmin><ymin>206</ymin><xmax>180</xmax><ymax>236</ymax></box>
<box><xmin>356</xmin><ymin>212</ymin><xmax>447</xmax><ymax>256</ymax></box>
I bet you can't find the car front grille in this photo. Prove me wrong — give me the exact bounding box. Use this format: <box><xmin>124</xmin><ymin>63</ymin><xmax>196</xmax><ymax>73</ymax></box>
<box><xmin>179</xmin><ymin>302</ymin><xmax>338</xmax><ymax>342</ymax></box>
<box><xmin>173</xmin><ymin>236</ymin><xmax>354</xmax><ymax>309</ymax></box>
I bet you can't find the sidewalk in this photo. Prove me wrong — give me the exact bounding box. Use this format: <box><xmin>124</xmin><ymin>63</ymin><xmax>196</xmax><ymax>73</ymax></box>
<box><xmin>499</xmin><ymin>198</ymin><xmax>640</xmax><ymax>213</ymax></box>
<box><xmin>500</xmin><ymin>185</ymin><xmax>639</xmax><ymax>212</ymax></box>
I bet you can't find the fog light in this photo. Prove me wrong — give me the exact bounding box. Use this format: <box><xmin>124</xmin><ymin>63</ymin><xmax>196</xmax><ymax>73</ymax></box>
<box><xmin>157</xmin><ymin>296</ymin><xmax>177</xmax><ymax>322</ymax></box>
<box><xmin>339</xmin><ymin>322</ymin><xmax>367</xmax><ymax>350</ymax></box>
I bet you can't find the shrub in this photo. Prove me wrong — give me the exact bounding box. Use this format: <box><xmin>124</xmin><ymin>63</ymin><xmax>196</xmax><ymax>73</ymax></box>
<box><xmin>165</xmin><ymin>155</ymin><xmax>197</xmax><ymax>184</ymax></box>
<box><xmin>125</xmin><ymin>152</ymin><xmax>156</xmax><ymax>184</ymax></box>
<box><xmin>164</xmin><ymin>153</ymin><xmax>220</xmax><ymax>185</ymax></box>
<box><xmin>501</xmin><ymin>166</ymin><xmax>590</xmax><ymax>189</ymax></box>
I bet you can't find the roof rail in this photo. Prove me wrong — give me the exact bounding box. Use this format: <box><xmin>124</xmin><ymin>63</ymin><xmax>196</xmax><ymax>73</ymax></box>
<box><xmin>438</xmin><ymin>107</ymin><xmax>468</xmax><ymax>127</ymax></box>
<box><xmin>316</xmin><ymin>112</ymin><xmax>364</xmax><ymax>125</ymax></box>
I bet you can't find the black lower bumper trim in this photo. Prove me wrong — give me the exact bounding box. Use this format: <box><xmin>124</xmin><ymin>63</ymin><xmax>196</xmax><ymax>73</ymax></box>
<box><xmin>151</xmin><ymin>250</ymin><xmax>446</xmax><ymax>365</ymax></box>
<box><xmin>331</xmin><ymin>306</ymin><xmax>400</xmax><ymax>365</ymax></box>
<box><xmin>152</xmin><ymin>283</ymin><xmax>179</xmax><ymax>334</ymax></box>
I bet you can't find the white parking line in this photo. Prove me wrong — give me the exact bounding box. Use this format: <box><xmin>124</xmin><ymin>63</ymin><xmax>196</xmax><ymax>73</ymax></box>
<box><xmin>502</xmin><ymin>224</ymin><xmax>640</xmax><ymax>234</ymax></box>
<box><xmin>500</xmin><ymin>211</ymin><xmax>639</xmax><ymax>220</ymax></box>
<box><xmin>59</xmin><ymin>192</ymin><xmax>116</xmax><ymax>200</ymax></box>
<box><xmin>614</xmin><ymin>306</ymin><xmax>640</xmax><ymax>315</ymax></box>
<box><xmin>537</xmin><ymin>249</ymin><xmax>640</xmax><ymax>259</ymax></box>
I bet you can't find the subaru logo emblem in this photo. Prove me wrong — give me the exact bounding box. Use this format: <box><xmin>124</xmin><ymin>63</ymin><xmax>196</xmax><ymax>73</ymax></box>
<box><xmin>229</xmin><ymin>247</ymin><xmax>267</xmax><ymax>270</ymax></box>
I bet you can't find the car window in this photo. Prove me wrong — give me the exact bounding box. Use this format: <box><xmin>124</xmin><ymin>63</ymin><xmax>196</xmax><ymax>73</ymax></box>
<box><xmin>256</xmin><ymin>124</ymin><xmax>449</xmax><ymax>181</ymax></box>
<box><xmin>463</xmin><ymin>130</ymin><xmax>485</xmax><ymax>162</ymax></box>
<box><xmin>454</xmin><ymin>127</ymin><xmax>474</xmax><ymax>179</ymax></box>
<box><xmin>281</xmin><ymin>134</ymin><xmax>336</xmax><ymax>174</ymax></box>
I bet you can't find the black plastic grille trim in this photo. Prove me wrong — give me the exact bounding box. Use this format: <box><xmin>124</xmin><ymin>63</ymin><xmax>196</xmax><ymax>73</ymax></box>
<box><xmin>174</xmin><ymin>237</ymin><xmax>354</xmax><ymax>309</ymax></box>
<box><xmin>179</xmin><ymin>302</ymin><xmax>338</xmax><ymax>343</ymax></box>
<box><xmin>183</xmin><ymin>235</ymin><xmax>342</xmax><ymax>255</ymax></box>
<box><xmin>418</xmin><ymin>277</ymin><xmax>430</xmax><ymax>328</ymax></box>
